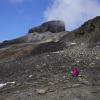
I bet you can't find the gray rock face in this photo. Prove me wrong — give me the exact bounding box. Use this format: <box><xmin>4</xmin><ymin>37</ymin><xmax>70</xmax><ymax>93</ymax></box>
<box><xmin>27</xmin><ymin>31</ymin><xmax>68</xmax><ymax>43</ymax></box>
<box><xmin>28</xmin><ymin>20</ymin><xmax>65</xmax><ymax>33</ymax></box>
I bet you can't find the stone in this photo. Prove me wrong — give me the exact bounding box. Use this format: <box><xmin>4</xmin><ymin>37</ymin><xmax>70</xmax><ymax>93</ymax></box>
<box><xmin>78</xmin><ymin>77</ymin><xmax>83</xmax><ymax>81</ymax></box>
<box><xmin>62</xmin><ymin>86</ymin><xmax>67</xmax><ymax>89</ymax></box>
<box><xmin>29</xmin><ymin>75</ymin><xmax>33</xmax><ymax>78</ymax></box>
<box><xmin>48</xmin><ymin>89</ymin><xmax>55</xmax><ymax>92</ymax></box>
<box><xmin>72</xmin><ymin>84</ymin><xmax>81</xmax><ymax>87</ymax></box>
<box><xmin>36</xmin><ymin>88</ymin><xmax>47</xmax><ymax>95</ymax></box>
<box><xmin>28</xmin><ymin>20</ymin><xmax>65</xmax><ymax>33</ymax></box>
<box><xmin>89</xmin><ymin>62</ymin><xmax>96</xmax><ymax>68</ymax></box>
<box><xmin>67</xmin><ymin>85</ymin><xmax>72</xmax><ymax>88</ymax></box>
<box><xmin>49</xmin><ymin>82</ymin><xmax>55</xmax><ymax>85</ymax></box>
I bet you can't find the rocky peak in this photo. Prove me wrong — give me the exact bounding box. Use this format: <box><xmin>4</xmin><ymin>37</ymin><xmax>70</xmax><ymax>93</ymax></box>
<box><xmin>28</xmin><ymin>20</ymin><xmax>65</xmax><ymax>33</ymax></box>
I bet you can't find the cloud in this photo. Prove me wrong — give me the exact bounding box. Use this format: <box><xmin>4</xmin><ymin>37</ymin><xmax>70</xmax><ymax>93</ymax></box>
<box><xmin>44</xmin><ymin>0</ymin><xmax>100</xmax><ymax>30</ymax></box>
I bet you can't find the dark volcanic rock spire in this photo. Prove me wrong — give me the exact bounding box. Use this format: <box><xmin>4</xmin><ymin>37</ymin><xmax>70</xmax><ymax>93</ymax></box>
<box><xmin>28</xmin><ymin>20</ymin><xmax>65</xmax><ymax>33</ymax></box>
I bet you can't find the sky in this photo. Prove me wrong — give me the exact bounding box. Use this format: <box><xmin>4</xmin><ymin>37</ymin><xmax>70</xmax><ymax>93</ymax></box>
<box><xmin>0</xmin><ymin>0</ymin><xmax>100</xmax><ymax>42</ymax></box>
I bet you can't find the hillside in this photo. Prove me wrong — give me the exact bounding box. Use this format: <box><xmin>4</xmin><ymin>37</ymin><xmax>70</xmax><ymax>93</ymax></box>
<box><xmin>0</xmin><ymin>17</ymin><xmax>100</xmax><ymax>100</ymax></box>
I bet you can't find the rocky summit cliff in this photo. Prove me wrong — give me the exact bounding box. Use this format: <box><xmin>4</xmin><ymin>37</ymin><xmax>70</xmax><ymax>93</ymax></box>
<box><xmin>0</xmin><ymin>17</ymin><xmax>100</xmax><ymax>100</ymax></box>
<box><xmin>28</xmin><ymin>20</ymin><xmax>65</xmax><ymax>33</ymax></box>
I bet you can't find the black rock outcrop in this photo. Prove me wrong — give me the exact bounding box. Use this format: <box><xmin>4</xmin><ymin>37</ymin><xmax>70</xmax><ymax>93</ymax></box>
<box><xmin>28</xmin><ymin>20</ymin><xmax>65</xmax><ymax>33</ymax></box>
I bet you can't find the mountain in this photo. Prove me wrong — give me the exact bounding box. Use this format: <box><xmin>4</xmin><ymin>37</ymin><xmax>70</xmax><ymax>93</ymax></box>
<box><xmin>0</xmin><ymin>17</ymin><xmax>100</xmax><ymax>100</ymax></box>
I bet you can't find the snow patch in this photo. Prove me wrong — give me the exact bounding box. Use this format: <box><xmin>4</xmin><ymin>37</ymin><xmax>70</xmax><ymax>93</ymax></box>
<box><xmin>0</xmin><ymin>82</ymin><xmax>15</xmax><ymax>88</ymax></box>
<box><xmin>0</xmin><ymin>83</ymin><xmax>6</xmax><ymax>88</ymax></box>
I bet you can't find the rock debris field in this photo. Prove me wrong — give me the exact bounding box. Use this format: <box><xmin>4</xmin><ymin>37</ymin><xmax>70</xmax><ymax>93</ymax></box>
<box><xmin>0</xmin><ymin>17</ymin><xmax>100</xmax><ymax>100</ymax></box>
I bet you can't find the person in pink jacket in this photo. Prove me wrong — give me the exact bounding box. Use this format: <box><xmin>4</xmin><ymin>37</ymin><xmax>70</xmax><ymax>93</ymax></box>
<box><xmin>71</xmin><ymin>67</ymin><xmax>79</xmax><ymax>77</ymax></box>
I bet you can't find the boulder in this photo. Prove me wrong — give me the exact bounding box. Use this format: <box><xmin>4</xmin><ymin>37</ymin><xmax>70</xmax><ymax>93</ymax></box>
<box><xmin>28</xmin><ymin>20</ymin><xmax>65</xmax><ymax>33</ymax></box>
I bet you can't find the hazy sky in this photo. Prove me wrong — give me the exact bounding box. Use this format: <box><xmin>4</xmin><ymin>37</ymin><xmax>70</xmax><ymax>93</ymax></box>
<box><xmin>0</xmin><ymin>0</ymin><xmax>100</xmax><ymax>42</ymax></box>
